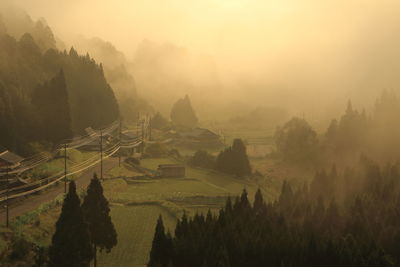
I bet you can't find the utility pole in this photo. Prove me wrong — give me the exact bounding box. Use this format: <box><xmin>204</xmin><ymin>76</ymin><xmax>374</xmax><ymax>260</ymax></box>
<box><xmin>6</xmin><ymin>164</ymin><xmax>9</xmax><ymax>228</ymax></box>
<box><xmin>141</xmin><ymin>118</ymin><xmax>145</xmax><ymax>153</ymax></box>
<box><xmin>119</xmin><ymin>118</ymin><xmax>122</xmax><ymax>167</ymax></box>
<box><xmin>149</xmin><ymin>116</ymin><xmax>152</xmax><ymax>141</ymax></box>
<box><xmin>100</xmin><ymin>130</ymin><xmax>103</xmax><ymax>180</ymax></box>
<box><xmin>64</xmin><ymin>144</ymin><xmax>67</xmax><ymax>193</ymax></box>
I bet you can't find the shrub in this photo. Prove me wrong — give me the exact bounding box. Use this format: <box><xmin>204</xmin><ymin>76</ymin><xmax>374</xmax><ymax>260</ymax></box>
<box><xmin>189</xmin><ymin>150</ymin><xmax>216</xmax><ymax>169</ymax></box>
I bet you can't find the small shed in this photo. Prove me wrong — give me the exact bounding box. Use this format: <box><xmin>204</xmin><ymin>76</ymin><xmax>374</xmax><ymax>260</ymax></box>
<box><xmin>158</xmin><ymin>164</ymin><xmax>185</xmax><ymax>178</ymax></box>
<box><xmin>0</xmin><ymin>150</ymin><xmax>24</xmax><ymax>170</ymax></box>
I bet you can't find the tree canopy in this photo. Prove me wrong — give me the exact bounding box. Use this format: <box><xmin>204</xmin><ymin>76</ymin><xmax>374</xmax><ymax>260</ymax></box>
<box><xmin>82</xmin><ymin>173</ymin><xmax>117</xmax><ymax>266</ymax></box>
<box><xmin>274</xmin><ymin>117</ymin><xmax>318</xmax><ymax>164</ymax></box>
<box><xmin>49</xmin><ymin>181</ymin><xmax>93</xmax><ymax>267</ymax></box>
<box><xmin>149</xmin><ymin>158</ymin><xmax>400</xmax><ymax>266</ymax></box>
<box><xmin>0</xmin><ymin>32</ymin><xmax>120</xmax><ymax>153</ymax></box>
<box><xmin>216</xmin><ymin>139</ymin><xmax>251</xmax><ymax>177</ymax></box>
<box><xmin>170</xmin><ymin>95</ymin><xmax>198</xmax><ymax>128</ymax></box>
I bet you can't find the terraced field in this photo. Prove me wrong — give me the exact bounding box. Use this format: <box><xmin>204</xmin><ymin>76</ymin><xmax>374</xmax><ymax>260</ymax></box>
<box><xmin>97</xmin><ymin>205</ymin><xmax>177</xmax><ymax>267</ymax></box>
<box><xmin>97</xmin><ymin>157</ymin><xmax>265</xmax><ymax>266</ymax></box>
<box><xmin>4</xmin><ymin>154</ymin><xmax>277</xmax><ymax>267</ymax></box>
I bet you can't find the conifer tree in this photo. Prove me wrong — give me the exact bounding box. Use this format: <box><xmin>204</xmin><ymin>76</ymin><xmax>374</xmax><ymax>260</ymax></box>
<box><xmin>253</xmin><ymin>188</ymin><xmax>264</xmax><ymax>213</ymax></box>
<box><xmin>31</xmin><ymin>69</ymin><xmax>73</xmax><ymax>143</ymax></box>
<box><xmin>148</xmin><ymin>215</ymin><xmax>172</xmax><ymax>267</ymax></box>
<box><xmin>215</xmin><ymin>139</ymin><xmax>251</xmax><ymax>177</ymax></box>
<box><xmin>49</xmin><ymin>181</ymin><xmax>93</xmax><ymax>267</ymax></box>
<box><xmin>170</xmin><ymin>95</ymin><xmax>198</xmax><ymax>128</ymax></box>
<box><xmin>81</xmin><ymin>173</ymin><xmax>117</xmax><ymax>267</ymax></box>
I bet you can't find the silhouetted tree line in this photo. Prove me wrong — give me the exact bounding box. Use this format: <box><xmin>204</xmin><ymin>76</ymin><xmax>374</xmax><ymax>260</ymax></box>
<box><xmin>189</xmin><ymin>150</ymin><xmax>216</xmax><ymax>169</ymax></box>
<box><xmin>189</xmin><ymin>139</ymin><xmax>251</xmax><ymax>177</ymax></box>
<box><xmin>0</xmin><ymin>31</ymin><xmax>119</xmax><ymax>154</ymax></box>
<box><xmin>275</xmin><ymin>91</ymin><xmax>400</xmax><ymax>166</ymax></box>
<box><xmin>149</xmin><ymin>158</ymin><xmax>400</xmax><ymax>266</ymax></box>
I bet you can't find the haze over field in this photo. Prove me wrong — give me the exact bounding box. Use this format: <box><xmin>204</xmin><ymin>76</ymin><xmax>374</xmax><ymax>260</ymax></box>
<box><xmin>3</xmin><ymin>1</ymin><xmax>400</xmax><ymax>266</ymax></box>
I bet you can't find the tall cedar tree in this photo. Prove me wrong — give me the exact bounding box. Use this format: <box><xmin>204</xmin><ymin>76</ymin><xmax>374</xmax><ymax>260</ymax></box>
<box><xmin>148</xmin><ymin>215</ymin><xmax>173</xmax><ymax>267</ymax></box>
<box><xmin>216</xmin><ymin>138</ymin><xmax>251</xmax><ymax>177</ymax></box>
<box><xmin>31</xmin><ymin>69</ymin><xmax>73</xmax><ymax>143</ymax></box>
<box><xmin>170</xmin><ymin>95</ymin><xmax>198</xmax><ymax>128</ymax></box>
<box><xmin>49</xmin><ymin>181</ymin><xmax>93</xmax><ymax>267</ymax></box>
<box><xmin>82</xmin><ymin>173</ymin><xmax>117</xmax><ymax>266</ymax></box>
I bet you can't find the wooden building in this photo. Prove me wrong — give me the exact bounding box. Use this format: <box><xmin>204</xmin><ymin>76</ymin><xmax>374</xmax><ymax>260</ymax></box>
<box><xmin>0</xmin><ymin>150</ymin><xmax>24</xmax><ymax>170</ymax></box>
<box><xmin>179</xmin><ymin>128</ymin><xmax>223</xmax><ymax>147</ymax></box>
<box><xmin>158</xmin><ymin>164</ymin><xmax>185</xmax><ymax>178</ymax></box>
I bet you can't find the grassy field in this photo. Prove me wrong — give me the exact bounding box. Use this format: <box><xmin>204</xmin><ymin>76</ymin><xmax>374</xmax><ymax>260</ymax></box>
<box><xmin>98</xmin><ymin>205</ymin><xmax>177</xmax><ymax>267</ymax></box>
<box><xmin>95</xmin><ymin>156</ymin><xmax>271</xmax><ymax>266</ymax></box>
<box><xmin>2</xmin><ymin>138</ymin><xmax>286</xmax><ymax>266</ymax></box>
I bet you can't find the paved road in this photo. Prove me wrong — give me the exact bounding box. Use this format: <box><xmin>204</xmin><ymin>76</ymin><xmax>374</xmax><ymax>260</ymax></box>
<box><xmin>0</xmin><ymin>157</ymin><xmax>119</xmax><ymax>224</ymax></box>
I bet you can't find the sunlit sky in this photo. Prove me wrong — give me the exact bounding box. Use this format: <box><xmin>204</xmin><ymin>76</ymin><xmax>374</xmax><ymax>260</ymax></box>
<box><xmin>12</xmin><ymin>0</ymin><xmax>380</xmax><ymax>66</ymax></box>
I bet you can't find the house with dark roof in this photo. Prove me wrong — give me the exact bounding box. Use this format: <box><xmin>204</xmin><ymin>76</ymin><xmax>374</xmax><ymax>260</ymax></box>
<box><xmin>178</xmin><ymin>128</ymin><xmax>223</xmax><ymax>147</ymax></box>
<box><xmin>0</xmin><ymin>150</ymin><xmax>24</xmax><ymax>169</ymax></box>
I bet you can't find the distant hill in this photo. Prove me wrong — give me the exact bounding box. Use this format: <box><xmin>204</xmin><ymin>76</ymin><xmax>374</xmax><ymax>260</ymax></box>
<box><xmin>0</xmin><ymin>3</ymin><xmax>57</xmax><ymax>51</ymax></box>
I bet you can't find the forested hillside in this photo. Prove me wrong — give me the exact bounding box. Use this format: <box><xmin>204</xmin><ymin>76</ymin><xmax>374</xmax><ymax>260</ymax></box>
<box><xmin>70</xmin><ymin>36</ymin><xmax>153</xmax><ymax>123</ymax></box>
<box><xmin>0</xmin><ymin>10</ymin><xmax>119</xmax><ymax>154</ymax></box>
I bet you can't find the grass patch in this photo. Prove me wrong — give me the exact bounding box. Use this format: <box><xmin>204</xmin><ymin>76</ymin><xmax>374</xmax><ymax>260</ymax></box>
<box><xmin>107</xmin><ymin>164</ymin><xmax>142</xmax><ymax>178</ymax></box>
<box><xmin>98</xmin><ymin>205</ymin><xmax>177</xmax><ymax>267</ymax></box>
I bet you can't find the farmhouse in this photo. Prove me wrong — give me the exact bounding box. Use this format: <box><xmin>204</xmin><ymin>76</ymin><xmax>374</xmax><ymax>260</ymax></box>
<box><xmin>179</xmin><ymin>128</ymin><xmax>222</xmax><ymax>147</ymax></box>
<box><xmin>158</xmin><ymin>164</ymin><xmax>185</xmax><ymax>178</ymax></box>
<box><xmin>0</xmin><ymin>150</ymin><xmax>24</xmax><ymax>170</ymax></box>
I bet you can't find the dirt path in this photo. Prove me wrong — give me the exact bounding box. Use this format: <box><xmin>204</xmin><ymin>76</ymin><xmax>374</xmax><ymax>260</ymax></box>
<box><xmin>0</xmin><ymin>157</ymin><xmax>119</xmax><ymax>223</ymax></box>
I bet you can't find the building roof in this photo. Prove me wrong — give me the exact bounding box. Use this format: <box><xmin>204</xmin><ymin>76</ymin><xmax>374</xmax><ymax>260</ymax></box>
<box><xmin>180</xmin><ymin>128</ymin><xmax>219</xmax><ymax>138</ymax></box>
<box><xmin>0</xmin><ymin>150</ymin><xmax>24</xmax><ymax>164</ymax></box>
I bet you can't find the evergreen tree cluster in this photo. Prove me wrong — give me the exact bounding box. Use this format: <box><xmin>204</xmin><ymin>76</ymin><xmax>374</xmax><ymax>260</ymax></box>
<box><xmin>188</xmin><ymin>150</ymin><xmax>216</xmax><ymax>169</ymax></box>
<box><xmin>322</xmin><ymin>100</ymin><xmax>369</xmax><ymax>162</ymax></box>
<box><xmin>0</xmin><ymin>31</ymin><xmax>119</xmax><ymax>154</ymax></box>
<box><xmin>275</xmin><ymin>92</ymin><xmax>400</xmax><ymax>166</ymax></box>
<box><xmin>149</xmin><ymin>159</ymin><xmax>400</xmax><ymax>266</ymax></box>
<box><xmin>49</xmin><ymin>174</ymin><xmax>117</xmax><ymax>267</ymax></box>
<box><xmin>274</xmin><ymin>117</ymin><xmax>318</xmax><ymax>164</ymax></box>
<box><xmin>170</xmin><ymin>95</ymin><xmax>198</xmax><ymax>128</ymax></box>
<box><xmin>151</xmin><ymin>112</ymin><xmax>170</xmax><ymax>130</ymax></box>
<box><xmin>322</xmin><ymin>93</ymin><xmax>400</xmax><ymax>163</ymax></box>
<box><xmin>216</xmin><ymin>139</ymin><xmax>251</xmax><ymax>177</ymax></box>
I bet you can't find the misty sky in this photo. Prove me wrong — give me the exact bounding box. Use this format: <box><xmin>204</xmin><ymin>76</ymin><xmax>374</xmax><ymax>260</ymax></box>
<box><xmin>10</xmin><ymin>0</ymin><xmax>400</xmax><ymax>113</ymax></box>
<box><xmin>12</xmin><ymin>1</ymin><xmax>393</xmax><ymax>65</ymax></box>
